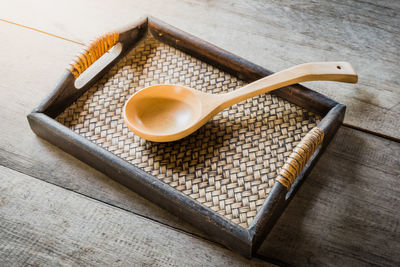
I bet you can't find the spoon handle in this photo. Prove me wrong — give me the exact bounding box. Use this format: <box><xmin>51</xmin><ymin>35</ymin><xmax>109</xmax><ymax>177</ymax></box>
<box><xmin>220</xmin><ymin>62</ymin><xmax>357</xmax><ymax>109</ymax></box>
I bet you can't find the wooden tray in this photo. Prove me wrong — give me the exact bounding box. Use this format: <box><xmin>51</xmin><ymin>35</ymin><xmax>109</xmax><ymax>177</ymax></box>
<box><xmin>28</xmin><ymin>17</ymin><xmax>345</xmax><ymax>258</ymax></box>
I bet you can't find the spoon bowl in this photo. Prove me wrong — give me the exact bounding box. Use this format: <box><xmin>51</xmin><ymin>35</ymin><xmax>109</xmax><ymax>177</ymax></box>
<box><xmin>124</xmin><ymin>62</ymin><xmax>358</xmax><ymax>142</ymax></box>
<box><xmin>124</xmin><ymin>84</ymin><xmax>203</xmax><ymax>141</ymax></box>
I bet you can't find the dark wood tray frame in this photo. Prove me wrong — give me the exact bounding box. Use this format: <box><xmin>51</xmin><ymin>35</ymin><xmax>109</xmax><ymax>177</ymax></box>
<box><xmin>27</xmin><ymin>17</ymin><xmax>345</xmax><ymax>258</ymax></box>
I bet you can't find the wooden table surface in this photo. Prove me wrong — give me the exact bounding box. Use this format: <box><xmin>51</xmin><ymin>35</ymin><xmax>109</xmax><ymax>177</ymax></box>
<box><xmin>0</xmin><ymin>1</ymin><xmax>399</xmax><ymax>266</ymax></box>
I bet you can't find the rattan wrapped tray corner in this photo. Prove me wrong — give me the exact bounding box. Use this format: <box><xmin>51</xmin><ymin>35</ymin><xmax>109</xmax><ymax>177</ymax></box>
<box><xmin>28</xmin><ymin>17</ymin><xmax>345</xmax><ymax>258</ymax></box>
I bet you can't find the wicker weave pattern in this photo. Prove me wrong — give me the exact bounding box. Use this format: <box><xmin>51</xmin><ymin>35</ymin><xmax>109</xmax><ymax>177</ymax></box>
<box><xmin>277</xmin><ymin>127</ymin><xmax>324</xmax><ymax>190</ymax></box>
<box><xmin>57</xmin><ymin>34</ymin><xmax>321</xmax><ymax>228</ymax></box>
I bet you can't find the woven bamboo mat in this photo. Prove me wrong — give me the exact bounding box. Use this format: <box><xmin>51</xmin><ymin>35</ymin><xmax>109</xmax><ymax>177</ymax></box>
<box><xmin>56</xmin><ymin>33</ymin><xmax>321</xmax><ymax>228</ymax></box>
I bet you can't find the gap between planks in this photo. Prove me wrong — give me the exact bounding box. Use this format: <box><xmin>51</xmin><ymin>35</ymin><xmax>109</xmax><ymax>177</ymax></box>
<box><xmin>1</xmin><ymin>20</ymin><xmax>398</xmax><ymax>144</ymax></box>
<box><xmin>0</xmin><ymin>163</ymin><xmax>248</xmax><ymax>259</ymax></box>
<box><xmin>1</xmin><ymin>4</ymin><xmax>399</xmax><ymax>140</ymax></box>
<box><xmin>0</xmin><ymin>165</ymin><xmax>275</xmax><ymax>266</ymax></box>
<box><xmin>343</xmin><ymin>123</ymin><xmax>400</xmax><ymax>143</ymax></box>
<box><xmin>0</xmin><ymin>18</ymin><xmax>85</xmax><ymax>46</ymax></box>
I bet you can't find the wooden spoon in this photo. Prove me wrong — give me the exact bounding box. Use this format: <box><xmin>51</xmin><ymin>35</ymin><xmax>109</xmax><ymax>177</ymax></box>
<box><xmin>123</xmin><ymin>62</ymin><xmax>357</xmax><ymax>142</ymax></box>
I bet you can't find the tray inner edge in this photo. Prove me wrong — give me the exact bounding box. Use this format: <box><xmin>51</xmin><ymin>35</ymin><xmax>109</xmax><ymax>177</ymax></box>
<box><xmin>56</xmin><ymin>31</ymin><xmax>322</xmax><ymax>228</ymax></box>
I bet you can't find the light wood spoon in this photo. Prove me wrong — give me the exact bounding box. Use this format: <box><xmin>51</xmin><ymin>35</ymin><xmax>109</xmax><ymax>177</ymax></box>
<box><xmin>123</xmin><ymin>62</ymin><xmax>357</xmax><ymax>142</ymax></box>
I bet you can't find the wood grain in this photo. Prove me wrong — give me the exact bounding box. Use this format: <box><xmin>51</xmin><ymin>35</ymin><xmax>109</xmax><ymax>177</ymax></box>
<box><xmin>0</xmin><ymin>21</ymin><xmax>204</xmax><ymax>238</ymax></box>
<box><xmin>0</xmin><ymin>12</ymin><xmax>399</xmax><ymax>265</ymax></box>
<box><xmin>1</xmin><ymin>2</ymin><xmax>399</xmax><ymax>264</ymax></box>
<box><xmin>260</xmin><ymin>126</ymin><xmax>400</xmax><ymax>266</ymax></box>
<box><xmin>0</xmin><ymin>166</ymin><xmax>273</xmax><ymax>266</ymax></box>
<box><xmin>2</xmin><ymin>93</ymin><xmax>399</xmax><ymax>265</ymax></box>
<box><xmin>1</xmin><ymin>0</ymin><xmax>399</xmax><ymax>139</ymax></box>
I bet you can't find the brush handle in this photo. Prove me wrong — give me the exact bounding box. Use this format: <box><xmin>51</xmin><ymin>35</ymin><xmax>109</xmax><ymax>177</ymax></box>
<box><xmin>219</xmin><ymin>62</ymin><xmax>357</xmax><ymax>109</ymax></box>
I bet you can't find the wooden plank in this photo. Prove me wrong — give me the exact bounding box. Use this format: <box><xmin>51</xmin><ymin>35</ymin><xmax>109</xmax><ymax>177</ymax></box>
<box><xmin>1</xmin><ymin>0</ymin><xmax>399</xmax><ymax>139</ymax></box>
<box><xmin>259</xmin><ymin>126</ymin><xmax>400</xmax><ymax>266</ymax></box>
<box><xmin>3</xmin><ymin>93</ymin><xmax>400</xmax><ymax>265</ymax></box>
<box><xmin>0</xmin><ymin>20</ymin><xmax>399</xmax><ymax>264</ymax></box>
<box><xmin>0</xmin><ymin>22</ymin><xmax>204</xmax><ymax>238</ymax></box>
<box><xmin>0</xmin><ymin>22</ymin><xmax>81</xmax><ymax>96</ymax></box>
<box><xmin>0</xmin><ymin>166</ymin><xmax>273</xmax><ymax>266</ymax></box>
